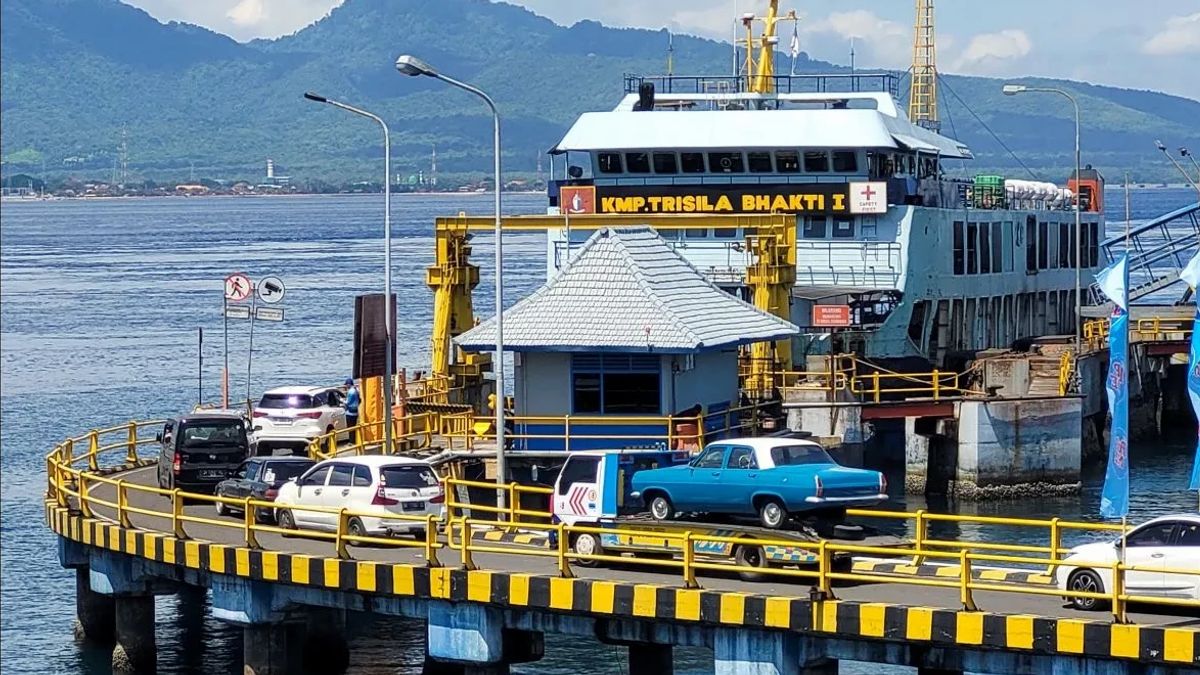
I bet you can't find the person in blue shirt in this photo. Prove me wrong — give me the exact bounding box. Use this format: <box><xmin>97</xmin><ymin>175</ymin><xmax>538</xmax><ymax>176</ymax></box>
<box><xmin>344</xmin><ymin>378</ymin><xmax>360</xmax><ymax>429</ymax></box>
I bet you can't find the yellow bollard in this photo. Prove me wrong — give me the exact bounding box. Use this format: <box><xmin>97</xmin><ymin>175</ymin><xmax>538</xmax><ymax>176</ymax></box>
<box><xmin>117</xmin><ymin>480</ymin><xmax>132</xmax><ymax>528</ymax></box>
<box><xmin>817</xmin><ymin>540</ymin><xmax>835</xmax><ymax>599</ymax></box>
<box><xmin>424</xmin><ymin>515</ymin><xmax>441</xmax><ymax>568</ymax></box>
<box><xmin>1111</xmin><ymin>561</ymin><xmax>1127</xmax><ymax>624</ymax></box>
<box><xmin>460</xmin><ymin>519</ymin><xmax>477</xmax><ymax>571</ymax></box>
<box><xmin>78</xmin><ymin>474</ymin><xmax>93</xmax><ymax>518</ymax></box>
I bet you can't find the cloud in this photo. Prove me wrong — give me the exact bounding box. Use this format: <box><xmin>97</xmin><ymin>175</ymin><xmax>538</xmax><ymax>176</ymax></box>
<box><xmin>1143</xmin><ymin>13</ymin><xmax>1200</xmax><ymax>55</ymax></box>
<box><xmin>801</xmin><ymin>10</ymin><xmax>910</xmax><ymax>68</ymax></box>
<box><xmin>952</xmin><ymin>29</ymin><xmax>1032</xmax><ymax>73</ymax></box>
<box><xmin>226</xmin><ymin>0</ymin><xmax>267</xmax><ymax>27</ymax></box>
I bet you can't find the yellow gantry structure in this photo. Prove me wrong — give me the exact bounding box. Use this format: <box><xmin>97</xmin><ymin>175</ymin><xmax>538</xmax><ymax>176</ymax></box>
<box><xmin>908</xmin><ymin>0</ymin><xmax>940</xmax><ymax>132</ymax></box>
<box><xmin>427</xmin><ymin>213</ymin><xmax>797</xmax><ymax>398</ymax></box>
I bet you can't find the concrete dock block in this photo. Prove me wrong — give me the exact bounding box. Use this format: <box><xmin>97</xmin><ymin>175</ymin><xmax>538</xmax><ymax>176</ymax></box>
<box><xmin>427</xmin><ymin>601</ymin><xmax>504</xmax><ymax>665</ymax></box>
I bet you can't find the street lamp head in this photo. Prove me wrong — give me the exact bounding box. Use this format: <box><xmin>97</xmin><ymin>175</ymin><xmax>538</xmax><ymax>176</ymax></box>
<box><xmin>1155</xmin><ymin>139</ymin><xmax>1167</xmax><ymax>151</ymax></box>
<box><xmin>395</xmin><ymin>54</ymin><xmax>437</xmax><ymax>78</ymax></box>
<box><xmin>1002</xmin><ymin>84</ymin><xmax>1026</xmax><ymax>96</ymax></box>
<box><xmin>303</xmin><ymin>91</ymin><xmax>328</xmax><ymax>103</ymax></box>
<box><xmin>1182</xmin><ymin>147</ymin><xmax>1191</xmax><ymax>158</ymax></box>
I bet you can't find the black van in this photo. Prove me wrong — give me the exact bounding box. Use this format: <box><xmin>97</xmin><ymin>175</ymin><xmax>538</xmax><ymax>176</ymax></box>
<box><xmin>156</xmin><ymin>413</ymin><xmax>252</xmax><ymax>493</ymax></box>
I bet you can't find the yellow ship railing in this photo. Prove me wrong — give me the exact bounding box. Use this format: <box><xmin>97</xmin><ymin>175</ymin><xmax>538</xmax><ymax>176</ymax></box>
<box><xmin>46</xmin><ymin>421</ymin><xmax>1200</xmax><ymax>626</ymax></box>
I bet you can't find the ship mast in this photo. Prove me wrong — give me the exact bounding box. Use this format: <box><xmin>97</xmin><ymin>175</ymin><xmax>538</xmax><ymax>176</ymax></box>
<box><xmin>908</xmin><ymin>0</ymin><xmax>940</xmax><ymax>131</ymax></box>
<box><xmin>742</xmin><ymin>1</ymin><xmax>797</xmax><ymax>94</ymax></box>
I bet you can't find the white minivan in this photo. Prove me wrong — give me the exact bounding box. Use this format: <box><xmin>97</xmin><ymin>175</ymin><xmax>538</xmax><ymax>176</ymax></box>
<box><xmin>273</xmin><ymin>455</ymin><xmax>443</xmax><ymax>537</ymax></box>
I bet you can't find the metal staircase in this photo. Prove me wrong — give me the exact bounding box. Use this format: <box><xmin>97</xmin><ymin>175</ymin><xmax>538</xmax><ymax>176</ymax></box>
<box><xmin>1087</xmin><ymin>202</ymin><xmax>1200</xmax><ymax>309</ymax></box>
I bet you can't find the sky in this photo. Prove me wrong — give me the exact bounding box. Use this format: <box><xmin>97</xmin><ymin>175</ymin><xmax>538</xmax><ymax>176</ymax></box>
<box><xmin>125</xmin><ymin>0</ymin><xmax>1200</xmax><ymax>100</ymax></box>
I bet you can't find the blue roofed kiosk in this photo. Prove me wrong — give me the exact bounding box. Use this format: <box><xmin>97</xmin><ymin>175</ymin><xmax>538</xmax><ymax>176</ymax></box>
<box><xmin>455</xmin><ymin>227</ymin><xmax>799</xmax><ymax>451</ymax></box>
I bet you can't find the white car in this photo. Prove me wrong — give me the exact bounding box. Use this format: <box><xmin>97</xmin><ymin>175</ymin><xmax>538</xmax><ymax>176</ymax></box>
<box><xmin>1055</xmin><ymin>514</ymin><xmax>1200</xmax><ymax>610</ymax></box>
<box><xmin>273</xmin><ymin>455</ymin><xmax>444</xmax><ymax>537</ymax></box>
<box><xmin>252</xmin><ymin>386</ymin><xmax>347</xmax><ymax>453</ymax></box>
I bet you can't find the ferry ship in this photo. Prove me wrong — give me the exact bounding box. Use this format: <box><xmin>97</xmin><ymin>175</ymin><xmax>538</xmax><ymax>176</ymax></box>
<box><xmin>539</xmin><ymin>26</ymin><xmax>1104</xmax><ymax>372</ymax></box>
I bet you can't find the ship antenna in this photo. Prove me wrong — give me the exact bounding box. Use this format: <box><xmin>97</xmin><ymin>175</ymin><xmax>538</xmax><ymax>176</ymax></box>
<box><xmin>667</xmin><ymin>26</ymin><xmax>675</xmax><ymax>76</ymax></box>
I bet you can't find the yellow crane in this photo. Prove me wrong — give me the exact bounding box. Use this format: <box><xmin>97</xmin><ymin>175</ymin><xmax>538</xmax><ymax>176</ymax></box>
<box><xmin>908</xmin><ymin>0</ymin><xmax>940</xmax><ymax>131</ymax></box>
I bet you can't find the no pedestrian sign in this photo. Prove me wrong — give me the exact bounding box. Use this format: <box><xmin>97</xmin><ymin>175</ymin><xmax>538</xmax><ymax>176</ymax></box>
<box><xmin>224</xmin><ymin>273</ymin><xmax>253</xmax><ymax>302</ymax></box>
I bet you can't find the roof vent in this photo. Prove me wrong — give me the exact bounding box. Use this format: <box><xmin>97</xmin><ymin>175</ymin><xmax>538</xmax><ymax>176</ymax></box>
<box><xmin>634</xmin><ymin>82</ymin><xmax>655</xmax><ymax>111</ymax></box>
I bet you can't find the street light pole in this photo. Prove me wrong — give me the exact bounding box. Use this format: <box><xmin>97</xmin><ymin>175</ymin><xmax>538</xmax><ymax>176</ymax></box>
<box><xmin>1003</xmin><ymin>84</ymin><xmax>1082</xmax><ymax>357</ymax></box>
<box><xmin>303</xmin><ymin>92</ymin><xmax>394</xmax><ymax>454</ymax></box>
<box><xmin>395</xmin><ymin>55</ymin><xmax>507</xmax><ymax>509</ymax></box>
<box><xmin>1157</xmin><ymin>142</ymin><xmax>1200</xmax><ymax>197</ymax></box>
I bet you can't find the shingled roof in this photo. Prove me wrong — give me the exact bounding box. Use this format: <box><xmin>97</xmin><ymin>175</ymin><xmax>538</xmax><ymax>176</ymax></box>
<box><xmin>455</xmin><ymin>227</ymin><xmax>798</xmax><ymax>354</ymax></box>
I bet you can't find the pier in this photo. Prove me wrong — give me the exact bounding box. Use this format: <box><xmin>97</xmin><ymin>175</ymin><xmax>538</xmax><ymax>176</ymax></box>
<box><xmin>47</xmin><ymin>421</ymin><xmax>1199</xmax><ymax>674</ymax></box>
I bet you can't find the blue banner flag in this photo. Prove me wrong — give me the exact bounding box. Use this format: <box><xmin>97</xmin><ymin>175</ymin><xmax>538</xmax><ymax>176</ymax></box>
<box><xmin>1180</xmin><ymin>250</ymin><xmax>1200</xmax><ymax>491</ymax></box>
<box><xmin>1098</xmin><ymin>255</ymin><xmax>1130</xmax><ymax>519</ymax></box>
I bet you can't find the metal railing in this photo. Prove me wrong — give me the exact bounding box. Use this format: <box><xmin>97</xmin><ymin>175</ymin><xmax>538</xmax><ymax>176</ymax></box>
<box><xmin>1083</xmin><ymin>315</ymin><xmax>1193</xmax><ymax>350</ymax></box>
<box><xmin>45</xmin><ymin>423</ymin><xmax>1200</xmax><ymax>626</ymax></box>
<box><xmin>753</xmin><ymin>354</ymin><xmax>982</xmax><ymax>402</ymax></box>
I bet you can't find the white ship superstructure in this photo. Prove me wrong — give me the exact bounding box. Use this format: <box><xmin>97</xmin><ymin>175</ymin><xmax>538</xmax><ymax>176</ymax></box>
<box><xmin>543</xmin><ymin>73</ymin><xmax>1104</xmax><ymax>367</ymax></box>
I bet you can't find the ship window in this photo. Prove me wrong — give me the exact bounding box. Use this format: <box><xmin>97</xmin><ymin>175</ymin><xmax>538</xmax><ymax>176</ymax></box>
<box><xmin>685</xmin><ymin>228</ymin><xmax>708</xmax><ymax>238</ymax></box>
<box><xmin>979</xmin><ymin>223</ymin><xmax>991</xmax><ymax>274</ymax></box>
<box><xmin>803</xmin><ymin>151</ymin><xmax>830</xmax><ymax>173</ymax></box>
<box><xmin>1038</xmin><ymin>222</ymin><xmax>1049</xmax><ymax>270</ymax></box>
<box><xmin>625</xmin><ymin>152</ymin><xmax>651</xmax><ymax>174</ymax></box>
<box><xmin>832</xmin><ymin>151</ymin><xmax>858</xmax><ymax>173</ymax></box>
<box><xmin>992</xmin><ymin>223</ymin><xmax>1003</xmax><ymax>272</ymax></box>
<box><xmin>1068</xmin><ymin>223</ymin><xmax>1077</xmax><ymax>267</ymax></box>
<box><xmin>652</xmin><ymin>152</ymin><xmax>678</xmax><ymax>174</ymax></box>
<box><xmin>708</xmin><ymin>152</ymin><xmax>745</xmax><ymax>173</ymax></box>
<box><xmin>775</xmin><ymin>151</ymin><xmax>800</xmax><ymax>173</ymax></box>
<box><xmin>967</xmin><ymin>223</ymin><xmax>978</xmax><ymax>274</ymax></box>
<box><xmin>1089</xmin><ymin>222</ymin><xmax>1099</xmax><ymax>266</ymax></box>
<box><xmin>953</xmin><ymin>221</ymin><xmax>965</xmax><ymax>275</ymax></box>
<box><xmin>803</xmin><ymin>217</ymin><xmax>827</xmax><ymax>238</ymax></box>
<box><xmin>1058</xmin><ymin>223</ymin><xmax>1070</xmax><ymax>268</ymax></box>
<box><xmin>832</xmin><ymin>217</ymin><xmax>854</xmax><ymax>238</ymax></box>
<box><xmin>597</xmin><ymin>152</ymin><xmax>623</xmax><ymax>174</ymax></box>
<box><xmin>747</xmin><ymin>152</ymin><xmax>774</xmax><ymax>173</ymax></box>
<box><xmin>1025</xmin><ymin>217</ymin><xmax>1038</xmax><ymax>273</ymax></box>
<box><xmin>680</xmin><ymin>152</ymin><xmax>706</xmax><ymax>173</ymax></box>
<box><xmin>713</xmin><ymin>228</ymin><xmax>738</xmax><ymax>238</ymax></box>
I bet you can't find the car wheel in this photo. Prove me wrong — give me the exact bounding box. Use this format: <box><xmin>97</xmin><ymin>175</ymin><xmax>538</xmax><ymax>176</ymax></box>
<box><xmin>758</xmin><ymin>499</ymin><xmax>787</xmax><ymax>529</ymax></box>
<box><xmin>347</xmin><ymin>517</ymin><xmax>366</xmax><ymax>545</ymax></box>
<box><xmin>648</xmin><ymin>494</ymin><xmax>675</xmax><ymax>521</ymax></box>
<box><xmin>1067</xmin><ymin>569</ymin><xmax>1107</xmax><ymax>611</ymax></box>
<box><xmin>277</xmin><ymin>509</ymin><xmax>296</xmax><ymax>536</ymax></box>
<box><xmin>571</xmin><ymin>532</ymin><xmax>603</xmax><ymax>567</ymax></box>
<box><xmin>214</xmin><ymin>496</ymin><xmax>229</xmax><ymax>517</ymax></box>
<box><xmin>735</xmin><ymin>544</ymin><xmax>770</xmax><ymax>582</ymax></box>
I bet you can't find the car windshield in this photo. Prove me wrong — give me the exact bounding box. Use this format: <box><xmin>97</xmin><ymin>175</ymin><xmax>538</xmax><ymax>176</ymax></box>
<box><xmin>180</xmin><ymin>422</ymin><xmax>246</xmax><ymax>447</ymax></box>
<box><xmin>257</xmin><ymin>393</ymin><xmax>315</xmax><ymax>409</ymax></box>
<box><xmin>770</xmin><ymin>444</ymin><xmax>834</xmax><ymax>466</ymax></box>
<box><xmin>380</xmin><ymin>465</ymin><xmax>438</xmax><ymax>489</ymax></box>
<box><xmin>261</xmin><ymin>462</ymin><xmax>311</xmax><ymax>484</ymax></box>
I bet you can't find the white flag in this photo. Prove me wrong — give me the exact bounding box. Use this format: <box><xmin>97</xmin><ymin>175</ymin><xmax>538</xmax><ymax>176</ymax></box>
<box><xmin>1095</xmin><ymin>255</ymin><xmax>1129</xmax><ymax>311</ymax></box>
<box><xmin>1181</xmin><ymin>250</ymin><xmax>1200</xmax><ymax>292</ymax></box>
<box><xmin>789</xmin><ymin>28</ymin><xmax>800</xmax><ymax>58</ymax></box>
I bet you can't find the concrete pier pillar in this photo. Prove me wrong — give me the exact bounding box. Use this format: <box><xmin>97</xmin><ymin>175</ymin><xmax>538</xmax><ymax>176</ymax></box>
<box><xmin>73</xmin><ymin>567</ymin><xmax>115</xmax><ymax>644</ymax></box>
<box><xmin>713</xmin><ymin>629</ymin><xmax>834</xmax><ymax>675</ymax></box>
<box><xmin>629</xmin><ymin>643</ymin><xmax>673</xmax><ymax>675</ymax></box>
<box><xmin>300</xmin><ymin>607</ymin><xmax>349</xmax><ymax>674</ymax></box>
<box><xmin>244</xmin><ymin>623</ymin><xmax>302</xmax><ymax>675</ymax></box>
<box><xmin>112</xmin><ymin>595</ymin><xmax>156</xmax><ymax>673</ymax></box>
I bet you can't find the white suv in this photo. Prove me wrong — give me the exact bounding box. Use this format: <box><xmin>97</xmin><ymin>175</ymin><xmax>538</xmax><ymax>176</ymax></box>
<box><xmin>273</xmin><ymin>455</ymin><xmax>444</xmax><ymax>537</ymax></box>
<box><xmin>252</xmin><ymin>386</ymin><xmax>347</xmax><ymax>454</ymax></box>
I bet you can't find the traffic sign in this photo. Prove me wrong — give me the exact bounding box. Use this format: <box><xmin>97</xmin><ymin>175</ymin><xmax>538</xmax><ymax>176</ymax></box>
<box><xmin>225</xmin><ymin>305</ymin><xmax>251</xmax><ymax>320</ymax></box>
<box><xmin>255</xmin><ymin>306</ymin><xmax>284</xmax><ymax>322</ymax></box>
<box><xmin>224</xmin><ymin>273</ymin><xmax>253</xmax><ymax>302</ymax></box>
<box><xmin>258</xmin><ymin>276</ymin><xmax>286</xmax><ymax>304</ymax></box>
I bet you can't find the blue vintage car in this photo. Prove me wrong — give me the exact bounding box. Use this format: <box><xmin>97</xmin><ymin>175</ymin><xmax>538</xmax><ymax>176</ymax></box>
<box><xmin>629</xmin><ymin>437</ymin><xmax>887</xmax><ymax>528</ymax></box>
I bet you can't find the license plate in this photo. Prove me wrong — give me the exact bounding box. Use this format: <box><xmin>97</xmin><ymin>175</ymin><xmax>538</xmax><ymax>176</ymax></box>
<box><xmin>269</xmin><ymin>417</ymin><xmax>293</xmax><ymax>425</ymax></box>
<box><xmin>402</xmin><ymin>501</ymin><xmax>425</xmax><ymax>512</ymax></box>
<box><xmin>199</xmin><ymin>469</ymin><xmax>226</xmax><ymax>479</ymax></box>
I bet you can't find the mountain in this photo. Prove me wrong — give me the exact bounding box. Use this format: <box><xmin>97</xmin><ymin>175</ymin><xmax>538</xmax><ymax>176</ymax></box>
<box><xmin>2</xmin><ymin>0</ymin><xmax>1199</xmax><ymax>185</ymax></box>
